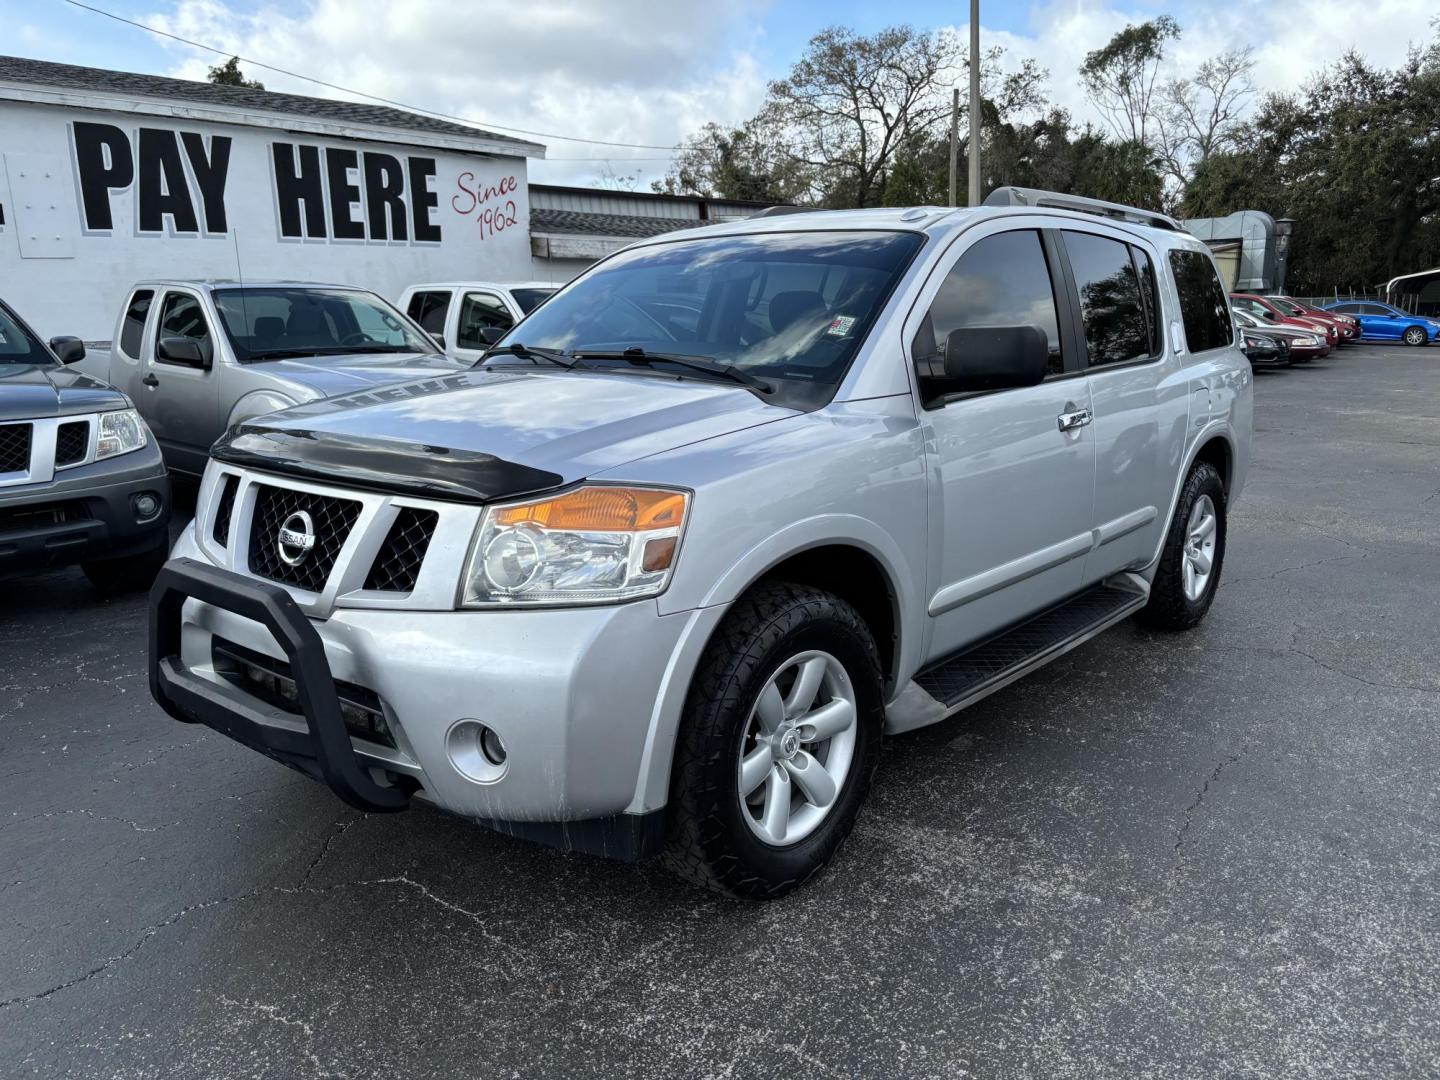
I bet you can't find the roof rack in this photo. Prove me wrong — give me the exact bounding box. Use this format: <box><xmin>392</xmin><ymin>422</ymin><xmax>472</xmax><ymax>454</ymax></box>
<box><xmin>754</xmin><ymin>204</ymin><xmax>815</xmax><ymax>217</ymax></box>
<box><xmin>983</xmin><ymin>187</ymin><xmax>1182</xmax><ymax>232</ymax></box>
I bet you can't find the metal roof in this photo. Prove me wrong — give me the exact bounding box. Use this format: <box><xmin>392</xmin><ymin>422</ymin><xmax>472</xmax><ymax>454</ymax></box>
<box><xmin>530</xmin><ymin>208</ymin><xmax>710</xmax><ymax>239</ymax></box>
<box><xmin>0</xmin><ymin>54</ymin><xmax>544</xmax><ymax>156</ymax></box>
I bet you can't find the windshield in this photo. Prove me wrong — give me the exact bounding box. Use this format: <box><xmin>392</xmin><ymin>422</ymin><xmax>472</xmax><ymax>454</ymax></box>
<box><xmin>1270</xmin><ymin>297</ymin><xmax>1306</xmax><ymax>315</ymax></box>
<box><xmin>0</xmin><ymin>303</ymin><xmax>50</xmax><ymax>365</ymax></box>
<box><xmin>511</xmin><ymin>288</ymin><xmax>555</xmax><ymax>315</ymax></box>
<box><xmin>491</xmin><ymin>230</ymin><xmax>923</xmax><ymax>408</ymax></box>
<box><xmin>213</xmin><ymin>288</ymin><xmax>437</xmax><ymax>361</ymax></box>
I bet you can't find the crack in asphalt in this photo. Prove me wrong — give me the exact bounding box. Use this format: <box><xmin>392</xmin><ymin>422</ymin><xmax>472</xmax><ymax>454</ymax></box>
<box><xmin>299</xmin><ymin>812</ymin><xmax>363</xmax><ymax>883</ymax></box>
<box><xmin>0</xmin><ymin>875</ymin><xmax>536</xmax><ymax>1011</ymax></box>
<box><xmin>0</xmin><ymin>808</ymin><xmax>174</xmax><ymax>836</ymax></box>
<box><xmin>1171</xmin><ymin>745</ymin><xmax>1248</xmax><ymax>862</ymax></box>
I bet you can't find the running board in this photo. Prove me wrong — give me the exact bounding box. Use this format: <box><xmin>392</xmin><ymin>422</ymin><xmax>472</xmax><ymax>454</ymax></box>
<box><xmin>888</xmin><ymin>580</ymin><xmax>1147</xmax><ymax>733</ymax></box>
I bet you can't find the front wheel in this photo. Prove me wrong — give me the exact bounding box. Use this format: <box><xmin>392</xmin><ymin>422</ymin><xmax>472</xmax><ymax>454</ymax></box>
<box><xmin>1403</xmin><ymin>326</ymin><xmax>1429</xmax><ymax>346</ymax></box>
<box><xmin>663</xmin><ymin>582</ymin><xmax>883</xmax><ymax>899</ymax></box>
<box><xmin>1138</xmin><ymin>461</ymin><xmax>1227</xmax><ymax>631</ymax></box>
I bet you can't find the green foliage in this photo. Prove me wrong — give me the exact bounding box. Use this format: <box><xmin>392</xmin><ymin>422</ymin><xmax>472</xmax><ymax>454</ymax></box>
<box><xmin>206</xmin><ymin>56</ymin><xmax>264</xmax><ymax>90</ymax></box>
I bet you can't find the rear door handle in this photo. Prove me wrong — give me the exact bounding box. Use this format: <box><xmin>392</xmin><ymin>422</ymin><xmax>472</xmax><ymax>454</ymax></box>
<box><xmin>142</xmin><ymin>374</ymin><xmax>159</xmax><ymax>387</ymax></box>
<box><xmin>1057</xmin><ymin>408</ymin><xmax>1092</xmax><ymax>431</ymax></box>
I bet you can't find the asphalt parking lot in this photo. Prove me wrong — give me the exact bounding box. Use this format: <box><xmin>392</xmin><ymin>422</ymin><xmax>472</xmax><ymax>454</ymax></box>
<box><xmin>3</xmin><ymin>342</ymin><xmax>1438</xmax><ymax>1079</ymax></box>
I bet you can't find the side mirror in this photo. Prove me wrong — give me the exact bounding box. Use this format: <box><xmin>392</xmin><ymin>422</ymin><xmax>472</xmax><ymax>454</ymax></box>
<box><xmin>478</xmin><ymin>326</ymin><xmax>505</xmax><ymax>346</ymax></box>
<box><xmin>49</xmin><ymin>336</ymin><xmax>86</xmax><ymax>364</ymax></box>
<box><xmin>158</xmin><ymin>335</ymin><xmax>207</xmax><ymax>368</ymax></box>
<box><xmin>918</xmin><ymin>325</ymin><xmax>1050</xmax><ymax>394</ymax></box>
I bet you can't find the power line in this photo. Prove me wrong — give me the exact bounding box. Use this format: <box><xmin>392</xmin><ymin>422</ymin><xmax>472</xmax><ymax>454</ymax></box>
<box><xmin>60</xmin><ymin>0</ymin><xmax>687</xmax><ymax>152</ymax></box>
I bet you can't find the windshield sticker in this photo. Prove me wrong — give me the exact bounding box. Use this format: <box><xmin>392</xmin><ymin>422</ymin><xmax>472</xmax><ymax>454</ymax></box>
<box><xmin>826</xmin><ymin>315</ymin><xmax>856</xmax><ymax>337</ymax></box>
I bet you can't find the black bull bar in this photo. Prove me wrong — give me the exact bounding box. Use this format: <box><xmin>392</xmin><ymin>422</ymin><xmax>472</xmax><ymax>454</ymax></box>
<box><xmin>148</xmin><ymin>557</ymin><xmax>409</xmax><ymax>813</ymax></box>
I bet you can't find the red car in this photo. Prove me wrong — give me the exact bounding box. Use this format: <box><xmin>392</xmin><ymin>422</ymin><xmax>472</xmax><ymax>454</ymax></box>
<box><xmin>1230</xmin><ymin>294</ymin><xmax>1339</xmax><ymax>346</ymax></box>
<box><xmin>1264</xmin><ymin>295</ymin><xmax>1360</xmax><ymax>343</ymax></box>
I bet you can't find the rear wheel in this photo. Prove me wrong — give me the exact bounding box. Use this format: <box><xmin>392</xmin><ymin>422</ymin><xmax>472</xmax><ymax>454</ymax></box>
<box><xmin>663</xmin><ymin>582</ymin><xmax>883</xmax><ymax>899</ymax></box>
<box><xmin>1403</xmin><ymin>326</ymin><xmax>1429</xmax><ymax>346</ymax></box>
<box><xmin>1138</xmin><ymin>461</ymin><xmax>1226</xmax><ymax>631</ymax></box>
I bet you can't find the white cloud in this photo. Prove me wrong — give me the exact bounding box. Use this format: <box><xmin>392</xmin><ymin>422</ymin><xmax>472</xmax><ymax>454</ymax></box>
<box><xmin>146</xmin><ymin>0</ymin><xmax>771</xmax><ymax>186</ymax></box>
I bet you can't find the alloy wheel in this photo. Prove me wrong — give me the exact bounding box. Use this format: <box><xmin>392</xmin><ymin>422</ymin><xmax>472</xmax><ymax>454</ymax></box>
<box><xmin>737</xmin><ymin>650</ymin><xmax>858</xmax><ymax>846</ymax></box>
<box><xmin>1182</xmin><ymin>494</ymin><xmax>1218</xmax><ymax>602</ymax></box>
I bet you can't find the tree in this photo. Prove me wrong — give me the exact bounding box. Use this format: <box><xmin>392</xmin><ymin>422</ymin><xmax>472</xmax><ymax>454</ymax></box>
<box><xmin>1157</xmin><ymin>47</ymin><xmax>1258</xmax><ymax>189</ymax></box>
<box><xmin>758</xmin><ymin>25</ymin><xmax>961</xmax><ymax>208</ymax></box>
<box><xmin>1080</xmin><ymin>17</ymin><xmax>1179</xmax><ymax>147</ymax></box>
<box><xmin>207</xmin><ymin>56</ymin><xmax>264</xmax><ymax>90</ymax></box>
<box><xmin>652</xmin><ymin>121</ymin><xmax>810</xmax><ymax>203</ymax></box>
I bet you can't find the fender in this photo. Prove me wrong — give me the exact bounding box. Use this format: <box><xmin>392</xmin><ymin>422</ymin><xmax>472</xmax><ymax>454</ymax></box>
<box><xmin>1142</xmin><ymin>418</ymin><xmax>1239</xmax><ymax>577</ymax></box>
<box><xmin>226</xmin><ymin>388</ymin><xmax>303</xmax><ymax>429</ymax></box>
<box><xmin>629</xmin><ymin>513</ymin><xmax>923</xmax><ymax>814</ymax></box>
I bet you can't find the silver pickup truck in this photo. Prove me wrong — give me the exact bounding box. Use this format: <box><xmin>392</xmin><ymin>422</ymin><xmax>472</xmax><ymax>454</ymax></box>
<box><xmin>95</xmin><ymin>281</ymin><xmax>465</xmax><ymax>476</ymax></box>
<box><xmin>149</xmin><ymin>189</ymin><xmax>1252</xmax><ymax>899</ymax></box>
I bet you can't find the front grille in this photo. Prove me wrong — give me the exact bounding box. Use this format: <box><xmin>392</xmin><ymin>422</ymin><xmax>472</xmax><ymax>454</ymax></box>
<box><xmin>212</xmin><ymin>474</ymin><xmax>239</xmax><ymax>546</ymax></box>
<box><xmin>364</xmin><ymin>507</ymin><xmax>438</xmax><ymax>592</ymax></box>
<box><xmin>0</xmin><ymin>423</ymin><xmax>31</xmax><ymax>473</ymax></box>
<box><xmin>0</xmin><ymin>499</ymin><xmax>90</xmax><ymax>535</ymax></box>
<box><xmin>247</xmin><ymin>484</ymin><xmax>361</xmax><ymax>592</ymax></box>
<box><xmin>55</xmin><ymin>421</ymin><xmax>89</xmax><ymax>466</ymax></box>
<box><xmin>211</xmin><ymin>637</ymin><xmax>395</xmax><ymax>749</ymax></box>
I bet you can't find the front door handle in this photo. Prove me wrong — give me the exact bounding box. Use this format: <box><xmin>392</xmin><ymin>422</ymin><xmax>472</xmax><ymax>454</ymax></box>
<box><xmin>142</xmin><ymin>374</ymin><xmax>159</xmax><ymax>387</ymax></box>
<box><xmin>1057</xmin><ymin>408</ymin><xmax>1092</xmax><ymax>431</ymax></box>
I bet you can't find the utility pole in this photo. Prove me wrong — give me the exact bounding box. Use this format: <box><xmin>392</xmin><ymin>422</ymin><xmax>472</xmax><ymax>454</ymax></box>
<box><xmin>948</xmin><ymin>88</ymin><xmax>960</xmax><ymax>207</ymax></box>
<box><xmin>967</xmin><ymin>0</ymin><xmax>981</xmax><ymax>207</ymax></box>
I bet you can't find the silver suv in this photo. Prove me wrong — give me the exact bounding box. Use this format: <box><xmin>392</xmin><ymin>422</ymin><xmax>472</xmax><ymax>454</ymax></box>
<box><xmin>149</xmin><ymin>189</ymin><xmax>1252</xmax><ymax>899</ymax></box>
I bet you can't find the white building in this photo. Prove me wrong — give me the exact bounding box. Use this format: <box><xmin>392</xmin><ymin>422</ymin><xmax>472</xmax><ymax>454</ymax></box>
<box><xmin>0</xmin><ymin>55</ymin><xmax>543</xmax><ymax>340</ymax></box>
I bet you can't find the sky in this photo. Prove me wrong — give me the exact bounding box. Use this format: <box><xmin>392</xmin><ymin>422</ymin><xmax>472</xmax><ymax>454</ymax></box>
<box><xmin>2</xmin><ymin>0</ymin><xmax>1436</xmax><ymax>187</ymax></box>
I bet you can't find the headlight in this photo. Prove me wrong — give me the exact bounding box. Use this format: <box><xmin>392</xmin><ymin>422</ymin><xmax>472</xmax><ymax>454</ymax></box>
<box><xmin>461</xmin><ymin>485</ymin><xmax>689</xmax><ymax>607</ymax></box>
<box><xmin>96</xmin><ymin>408</ymin><xmax>149</xmax><ymax>460</ymax></box>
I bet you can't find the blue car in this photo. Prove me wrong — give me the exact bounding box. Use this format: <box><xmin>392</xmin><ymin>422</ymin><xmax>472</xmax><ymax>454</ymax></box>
<box><xmin>1321</xmin><ymin>300</ymin><xmax>1440</xmax><ymax>346</ymax></box>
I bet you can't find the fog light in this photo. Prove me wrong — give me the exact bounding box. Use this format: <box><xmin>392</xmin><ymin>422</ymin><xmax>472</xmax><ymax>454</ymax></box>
<box><xmin>445</xmin><ymin>719</ymin><xmax>507</xmax><ymax>784</ymax></box>
<box><xmin>480</xmin><ymin>726</ymin><xmax>507</xmax><ymax>766</ymax></box>
<box><xmin>132</xmin><ymin>491</ymin><xmax>161</xmax><ymax>522</ymax></box>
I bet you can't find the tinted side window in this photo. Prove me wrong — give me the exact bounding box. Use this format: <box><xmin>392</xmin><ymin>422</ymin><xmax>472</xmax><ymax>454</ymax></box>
<box><xmin>157</xmin><ymin>293</ymin><xmax>213</xmax><ymax>366</ymax></box>
<box><xmin>1132</xmin><ymin>246</ymin><xmax>1162</xmax><ymax>356</ymax></box>
<box><xmin>1063</xmin><ymin>231</ymin><xmax>1151</xmax><ymax>367</ymax></box>
<box><xmin>456</xmin><ymin>292</ymin><xmax>515</xmax><ymax>349</ymax></box>
<box><xmin>406</xmin><ymin>290</ymin><xmax>451</xmax><ymax>334</ymax></box>
<box><xmin>1169</xmin><ymin>250</ymin><xmax>1234</xmax><ymax>352</ymax></box>
<box><xmin>120</xmin><ymin>290</ymin><xmax>153</xmax><ymax>359</ymax></box>
<box><xmin>918</xmin><ymin>230</ymin><xmax>1063</xmax><ymax>378</ymax></box>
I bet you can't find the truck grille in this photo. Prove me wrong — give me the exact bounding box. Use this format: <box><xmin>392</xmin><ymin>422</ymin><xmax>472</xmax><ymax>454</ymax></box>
<box><xmin>248</xmin><ymin>484</ymin><xmax>361</xmax><ymax>592</ymax></box>
<box><xmin>364</xmin><ymin>507</ymin><xmax>438</xmax><ymax>592</ymax></box>
<box><xmin>0</xmin><ymin>423</ymin><xmax>31</xmax><ymax>473</ymax></box>
<box><xmin>212</xmin><ymin>475</ymin><xmax>239</xmax><ymax>546</ymax></box>
<box><xmin>55</xmin><ymin>421</ymin><xmax>89</xmax><ymax>466</ymax></box>
<box><xmin>211</xmin><ymin>637</ymin><xmax>395</xmax><ymax>749</ymax></box>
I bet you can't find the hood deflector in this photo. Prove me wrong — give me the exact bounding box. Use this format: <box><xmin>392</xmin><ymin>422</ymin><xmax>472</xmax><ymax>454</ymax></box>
<box><xmin>212</xmin><ymin>423</ymin><xmax>565</xmax><ymax>504</ymax></box>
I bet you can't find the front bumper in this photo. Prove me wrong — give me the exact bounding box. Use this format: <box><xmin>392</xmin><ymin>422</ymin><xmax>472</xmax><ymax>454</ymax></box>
<box><xmin>149</xmin><ymin>546</ymin><xmax>720</xmax><ymax>859</ymax></box>
<box><xmin>0</xmin><ymin>449</ymin><xmax>170</xmax><ymax>570</ymax></box>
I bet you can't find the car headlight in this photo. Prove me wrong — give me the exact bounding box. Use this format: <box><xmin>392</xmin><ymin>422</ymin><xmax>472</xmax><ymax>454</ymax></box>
<box><xmin>96</xmin><ymin>408</ymin><xmax>149</xmax><ymax>460</ymax></box>
<box><xmin>461</xmin><ymin>485</ymin><xmax>689</xmax><ymax>607</ymax></box>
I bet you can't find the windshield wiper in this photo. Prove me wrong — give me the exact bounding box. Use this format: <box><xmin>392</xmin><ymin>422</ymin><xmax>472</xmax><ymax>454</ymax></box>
<box><xmin>578</xmin><ymin>348</ymin><xmax>773</xmax><ymax>395</ymax></box>
<box><xmin>480</xmin><ymin>342</ymin><xmax>581</xmax><ymax>369</ymax></box>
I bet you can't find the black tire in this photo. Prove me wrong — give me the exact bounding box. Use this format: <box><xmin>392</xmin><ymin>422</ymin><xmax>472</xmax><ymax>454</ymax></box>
<box><xmin>82</xmin><ymin>539</ymin><xmax>169</xmax><ymax>593</ymax></box>
<box><xmin>1137</xmin><ymin>461</ymin><xmax>1227</xmax><ymax>632</ymax></box>
<box><xmin>663</xmin><ymin>582</ymin><xmax>884</xmax><ymax>900</ymax></box>
<box><xmin>1403</xmin><ymin>326</ymin><xmax>1428</xmax><ymax>346</ymax></box>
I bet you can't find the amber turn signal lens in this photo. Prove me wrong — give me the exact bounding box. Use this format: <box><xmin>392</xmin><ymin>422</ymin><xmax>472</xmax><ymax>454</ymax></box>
<box><xmin>494</xmin><ymin>487</ymin><xmax>688</xmax><ymax>532</ymax></box>
<box><xmin>642</xmin><ymin>536</ymin><xmax>678</xmax><ymax>573</ymax></box>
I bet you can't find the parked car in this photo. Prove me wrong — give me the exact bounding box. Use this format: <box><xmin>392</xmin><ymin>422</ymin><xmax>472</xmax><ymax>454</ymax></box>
<box><xmin>95</xmin><ymin>282</ymin><xmax>467</xmax><ymax>476</ymax></box>
<box><xmin>0</xmin><ymin>296</ymin><xmax>169</xmax><ymax>590</ymax></box>
<box><xmin>1239</xmin><ymin>329</ymin><xmax>1290</xmax><ymax>368</ymax></box>
<box><xmin>1234</xmin><ymin>310</ymin><xmax>1328</xmax><ymax>362</ymax></box>
<box><xmin>149</xmin><ymin>188</ymin><xmax>1251</xmax><ymax>898</ymax></box>
<box><xmin>1320</xmin><ymin>300</ymin><xmax>1440</xmax><ymax>346</ymax></box>
<box><xmin>1230</xmin><ymin>294</ymin><xmax>1338</xmax><ymax>346</ymax></box>
<box><xmin>400</xmin><ymin>282</ymin><xmax>557</xmax><ymax>363</ymax></box>
<box><xmin>1265</xmin><ymin>295</ymin><xmax>1359</xmax><ymax>343</ymax></box>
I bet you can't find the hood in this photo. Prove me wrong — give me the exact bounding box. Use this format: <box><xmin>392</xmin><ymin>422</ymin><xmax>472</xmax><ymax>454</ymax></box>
<box><xmin>255</xmin><ymin>352</ymin><xmax>468</xmax><ymax>398</ymax></box>
<box><xmin>0</xmin><ymin>362</ymin><xmax>127</xmax><ymax>421</ymax></box>
<box><xmin>1250</xmin><ymin>325</ymin><xmax>1321</xmax><ymax>342</ymax></box>
<box><xmin>213</xmin><ymin>368</ymin><xmax>797</xmax><ymax>502</ymax></box>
